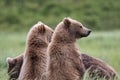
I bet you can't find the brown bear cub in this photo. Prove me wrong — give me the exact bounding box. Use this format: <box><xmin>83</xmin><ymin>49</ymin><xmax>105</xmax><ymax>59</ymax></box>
<box><xmin>18</xmin><ymin>22</ymin><xmax>53</xmax><ymax>80</ymax></box>
<box><xmin>6</xmin><ymin>54</ymin><xmax>23</xmax><ymax>80</ymax></box>
<box><xmin>47</xmin><ymin>17</ymin><xmax>91</xmax><ymax>80</ymax></box>
<box><xmin>81</xmin><ymin>53</ymin><xmax>118</xmax><ymax>80</ymax></box>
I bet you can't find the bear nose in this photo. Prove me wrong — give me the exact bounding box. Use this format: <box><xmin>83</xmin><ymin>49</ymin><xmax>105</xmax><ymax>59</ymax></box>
<box><xmin>88</xmin><ymin>30</ymin><xmax>92</xmax><ymax>35</ymax></box>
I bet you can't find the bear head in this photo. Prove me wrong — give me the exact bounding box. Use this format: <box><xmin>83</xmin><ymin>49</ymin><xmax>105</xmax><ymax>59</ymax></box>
<box><xmin>63</xmin><ymin>17</ymin><xmax>91</xmax><ymax>39</ymax></box>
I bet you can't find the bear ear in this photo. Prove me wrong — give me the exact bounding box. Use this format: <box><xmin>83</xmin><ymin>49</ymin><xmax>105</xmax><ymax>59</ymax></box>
<box><xmin>6</xmin><ymin>57</ymin><xmax>15</xmax><ymax>64</ymax></box>
<box><xmin>38</xmin><ymin>24</ymin><xmax>46</xmax><ymax>33</ymax></box>
<box><xmin>63</xmin><ymin>18</ymin><xmax>71</xmax><ymax>27</ymax></box>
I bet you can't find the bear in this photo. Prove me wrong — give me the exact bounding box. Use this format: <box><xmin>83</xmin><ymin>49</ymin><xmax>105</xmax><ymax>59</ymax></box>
<box><xmin>81</xmin><ymin>53</ymin><xmax>118</xmax><ymax>80</ymax></box>
<box><xmin>7</xmin><ymin>18</ymin><xmax>118</xmax><ymax>80</ymax></box>
<box><xmin>7</xmin><ymin>53</ymin><xmax>118</xmax><ymax>80</ymax></box>
<box><xmin>6</xmin><ymin>54</ymin><xmax>23</xmax><ymax>80</ymax></box>
<box><xmin>47</xmin><ymin>17</ymin><xmax>91</xmax><ymax>80</ymax></box>
<box><xmin>18</xmin><ymin>22</ymin><xmax>53</xmax><ymax>80</ymax></box>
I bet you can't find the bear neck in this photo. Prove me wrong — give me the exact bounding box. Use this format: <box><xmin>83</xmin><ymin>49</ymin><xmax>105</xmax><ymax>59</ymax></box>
<box><xmin>52</xmin><ymin>25</ymin><xmax>76</xmax><ymax>44</ymax></box>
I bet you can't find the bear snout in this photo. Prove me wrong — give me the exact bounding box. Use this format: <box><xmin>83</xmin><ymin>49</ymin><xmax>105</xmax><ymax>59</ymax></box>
<box><xmin>80</xmin><ymin>29</ymin><xmax>91</xmax><ymax>37</ymax></box>
<box><xmin>85</xmin><ymin>29</ymin><xmax>91</xmax><ymax>37</ymax></box>
<box><xmin>87</xmin><ymin>29</ymin><xmax>92</xmax><ymax>35</ymax></box>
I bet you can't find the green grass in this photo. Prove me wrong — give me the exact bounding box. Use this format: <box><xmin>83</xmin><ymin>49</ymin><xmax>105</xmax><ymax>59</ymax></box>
<box><xmin>0</xmin><ymin>31</ymin><xmax>120</xmax><ymax>80</ymax></box>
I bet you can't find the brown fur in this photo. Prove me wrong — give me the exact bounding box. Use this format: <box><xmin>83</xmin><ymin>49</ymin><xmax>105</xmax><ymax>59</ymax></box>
<box><xmin>6</xmin><ymin>54</ymin><xmax>23</xmax><ymax>80</ymax></box>
<box><xmin>7</xmin><ymin>53</ymin><xmax>118</xmax><ymax>80</ymax></box>
<box><xmin>7</xmin><ymin>18</ymin><xmax>118</xmax><ymax>80</ymax></box>
<box><xmin>47</xmin><ymin>17</ymin><xmax>91</xmax><ymax>80</ymax></box>
<box><xmin>18</xmin><ymin>22</ymin><xmax>53</xmax><ymax>80</ymax></box>
<box><xmin>81</xmin><ymin>53</ymin><xmax>118</xmax><ymax>80</ymax></box>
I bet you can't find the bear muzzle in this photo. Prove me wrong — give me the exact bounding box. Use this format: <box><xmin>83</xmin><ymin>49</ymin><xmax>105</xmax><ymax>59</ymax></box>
<box><xmin>81</xmin><ymin>29</ymin><xmax>92</xmax><ymax>37</ymax></box>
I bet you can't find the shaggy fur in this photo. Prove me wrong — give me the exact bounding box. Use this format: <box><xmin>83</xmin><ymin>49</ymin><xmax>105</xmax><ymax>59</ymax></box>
<box><xmin>18</xmin><ymin>22</ymin><xmax>53</xmax><ymax>80</ymax></box>
<box><xmin>7</xmin><ymin>18</ymin><xmax>118</xmax><ymax>80</ymax></box>
<box><xmin>47</xmin><ymin>17</ymin><xmax>91</xmax><ymax>80</ymax></box>
<box><xmin>81</xmin><ymin>53</ymin><xmax>118</xmax><ymax>80</ymax></box>
<box><xmin>6</xmin><ymin>54</ymin><xmax>23</xmax><ymax>80</ymax></box>
<box><xmin>7</xmin><ymin>53</ymin><xmax>118</xmax><ymax>80</ymax></box>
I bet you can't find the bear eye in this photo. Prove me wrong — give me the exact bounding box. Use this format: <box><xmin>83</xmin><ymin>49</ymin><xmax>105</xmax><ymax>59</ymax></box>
<box><xmin>79</xmin><ymin>26</ymin><xmax>82</xmax><ymax>28</ymax></box>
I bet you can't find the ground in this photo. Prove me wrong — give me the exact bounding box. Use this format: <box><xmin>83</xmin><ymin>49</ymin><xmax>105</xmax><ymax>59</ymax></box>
<box><xmin>0</xmin><ymin>31</ymin><xmax>120</xmax><ymax>80</ymax></box>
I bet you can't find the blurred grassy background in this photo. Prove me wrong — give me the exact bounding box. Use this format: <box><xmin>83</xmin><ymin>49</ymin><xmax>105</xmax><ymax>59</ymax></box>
<box><xmin>0</xmin><ymin>0</ymin><xmax>120</xmax><ymax>80</ymax></box>
<box><xmin>0</xmin><ymin>0</ymin><xmax>120</xmax><ymax>32</ymax></box>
